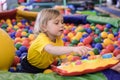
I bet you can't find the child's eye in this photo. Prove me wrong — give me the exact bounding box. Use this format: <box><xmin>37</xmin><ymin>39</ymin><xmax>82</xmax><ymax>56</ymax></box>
<box><xmin>61</xmin><ymin>21</ymin><xmax>64</xmax><ymax>24</ymax></box>
<box><xmin>55</xmin><ymin>22</ymin><xmax>59</xmax><ymax>25</ymax></box>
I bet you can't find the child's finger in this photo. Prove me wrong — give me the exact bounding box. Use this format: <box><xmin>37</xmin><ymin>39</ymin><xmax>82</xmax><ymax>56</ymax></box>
<box><xmin>83</xmin><ymin>47</ymin><xmax>93</xmax><ymax>51</ymax></box>
<box><xmin>116</xmin><ymin>54</ymin><xmax>120</xmax><ymax>60</ymax></box>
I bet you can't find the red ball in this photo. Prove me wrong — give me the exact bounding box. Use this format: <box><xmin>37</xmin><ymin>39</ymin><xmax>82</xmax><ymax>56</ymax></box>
<box><xmin>15</xmin><ymin>31</ymin><xmax>21</xmax><ymax>37</ymax></box>
<box><xmin>12</xmin><ymin>56</ymin><xmax>20</xmax><ymax>67</ymax></box>
<box><xmin>63</xmin><ymin>30</ymin><xmax>69</xmax><ymax>35</ymax></box>
<box><xmin>64</xmin><ymin>42</ymin><xmax>70</xmax><ymax>46</ymax></box>
<box><xmin>22</xmin><ymin>40</ymin><xmax>30</xmax><ymax>47</ymax></box>
<box><xmin>113</xmin><ymin>49</ymin><xmax>120</xmax><ymax>57</ymax></box>
<box><xmin>83</xmin><ymin>36</ymin><xmax>92</xmax><ymax>45</ymax></box>
<box><xmin>106</xmin><ymin>44</ymin><xmax>115</xmax><ymax>52</ymax></box>
<box><xmin>100</xmin><ymin>49</ymin><xmax>111</xmax><ymax>55</ymax></box>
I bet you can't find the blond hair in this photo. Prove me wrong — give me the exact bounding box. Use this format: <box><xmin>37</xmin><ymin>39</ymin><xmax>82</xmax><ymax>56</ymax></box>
<box><xmin>34</xmin><ymin>8</ymin><xmax>61</xmax><ymax>37</ymax></box>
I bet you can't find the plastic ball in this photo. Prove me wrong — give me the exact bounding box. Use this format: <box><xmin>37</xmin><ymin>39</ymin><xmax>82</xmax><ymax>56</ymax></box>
<box><xmin>101</xmin><ymin>32</ymin><xmax>108</xmax><ymax>38</ymax></box>
<box><xmin>113</xmin><ymin>48</ymin><xmax>120</xmax><ymax>56</ymax></box>
<box><xmin>22</xmin><ymin>40</ymin><xmax>30</xmax><ymax>47</ymax></box>
<box><xmin>106</xmin><ymin>44</ymin><xmax>115</xmax><ymax>52</ymax></box>
<box><xmin>14</xmin><ymin>37</ymin><xmax>22</xmax><ymax>43</ymax></box>
<box><xmin>19</xmin><ymin>46</ymin><xmax>28</xmax><ymax>53</ymax></box>
<box><xmin>67</xmin><ymin>32</ymin><xmax>74</xmax><ymax>40</ymax></box>
<box><xmin>95</xmin><ymin>29</ymin><xmax>101</xmax><ymax>35</ymax></box>
<box><xmin>88</xmin><ymin>51</ymin><xmax>95</xmax><ymax>56</ymax></box>
<box><xmin>21</xmin><ymin>31</ymin><xmax>27</xmax><ymax>37</ymax></box>
<box><xmin>62</xmin><ymin>36</ymin><xmax>70</xmax><ymax>42</ymax></box>
<box><xmin>28</xmin><ymin>34</ymin><xmax>35</xmax><ymax>41</ymax></box>
<box><xmin>63</xmin><ymin>29</ymin><xmax>69</xmax><ymax>35</ymax></box>
<box><xmin>15</xmin><ymin>31</ymin><xmax>21</xmax><ymax>37</ymax></box>
<box><xmin>94</xmin><ymin>37</ymin><xmax>102</xmax><ymax>43</ymax></box>
<box><xmin>106</xmin><ymin>24</ymin><xmax>112</xmax><ymax>29</ymax></box>
<box><xmin>15</xmin><ymin>43</ymin><xmax>22</xmax><ymax>50</ymax></box>
<box><xmin>94</xmin><ymin>43</ymin><xmax>103</xmax><ymax>50</ymax></box>
<box><xmin>9</xmin><ymin>67</ymin><xmax>16</xmax><ymax>72</ymax></box>
<box><xmin>103</xmin><ymin>38</ymin><xmax>113</xmax><ymax>46</ymax></box>
<box><xmin>16</xmin><ymin>50</ymin><xmax>22</xmax><ymax>57</ymax></box>
<box><xmin>93</xmin><ymin>48</ymin><xmax>99</xmax><ymax>55</ymax></box>
<box><xmin>0</xmin><ymin>28</ymin><xmax>15</xmax><ymax>70</ymax></box>
<box><xmin>100</xmin><ymin>49</ymin><xmax>111</xmax><ymax>55</ymax></box>
<box><xmin>12</xmin><ymin>56</ymin><xmax>20</xmax><ymax>67</ymax></box>
<box><xmin>43</xmin><ymin>69</ymin><xmax>53</xmax><ymax>74</ymax></box>
<box><xmin>107</xmin><ymin>33</ymin><xmax>114</xmax><ymax>39</ymax></box>
<box><xmin>86</xmin><ymin>28</ymin><xmax>92</xmax><ymax>34</ymax></box>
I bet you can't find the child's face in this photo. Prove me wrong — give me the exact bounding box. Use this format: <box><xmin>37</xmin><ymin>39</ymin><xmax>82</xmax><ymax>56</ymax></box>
<box><xmin>45</xmin><ymin>15</ymin><xmax>64</xmax><ymax>39</ymax></box>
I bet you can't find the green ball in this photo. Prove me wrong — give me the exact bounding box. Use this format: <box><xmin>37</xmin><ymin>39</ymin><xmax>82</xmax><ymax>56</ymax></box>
<box><xmin>104</xmin><ymin>28</ymin><xmax>109</xmax><ymax>32</ymax></box>
<box><xmin>1</xmin><ymin>23</ymin><xmax>8</xmax><ymax>29</ymax></box>
<box><xmin>15</xmin><ymin>43</ymin><xmax>22</xmax><ymax>50</ymax></box>
<box><xmin>95</xmin><ymin>29</ymin><xmax>101</xmax><ymax>35</ymax></box>
<box><xmin>78</xmin><ymin>29</ymin><xmax>85</xmax><ymax>32</ymax></box>
<box><xmin>93</xmin><ymin>48</ymin><xmax>99</xmax><ymax>55</ymax></box>
<box><xmin>90</xmin><ymin>23</ymin><xmax>95</xmax><ymax>26</ymax></box>
<box><xmin>71</xmin><ymin>39</ymin><xmax>79</xmax><ymax>45</ymax></box>
<box><xmin>94</xmin><ymin>37</ymin><xmax>102</xmax><ymax>43</ymax></box>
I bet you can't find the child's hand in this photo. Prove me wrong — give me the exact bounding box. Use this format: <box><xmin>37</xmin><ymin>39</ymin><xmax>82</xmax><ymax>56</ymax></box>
<box><xmin>73</xmin><ymin>46</ymin><xmax>92</xmax><ymax>56</ymax></box>
<box><xmin>110</xmin><ymin>54</ymin><xmax>120</xmax><ymax>72</ymax></box>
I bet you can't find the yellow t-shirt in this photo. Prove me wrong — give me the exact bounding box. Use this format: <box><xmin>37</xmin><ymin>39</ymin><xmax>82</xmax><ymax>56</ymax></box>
<box><xmin>27</xmin><ymin>33</ymin><xmax>64</xmax><ymax>69</ymax></box>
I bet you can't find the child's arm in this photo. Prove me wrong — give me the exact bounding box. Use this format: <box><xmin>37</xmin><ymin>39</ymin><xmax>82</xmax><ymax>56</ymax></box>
<box><xmin>110</xmin><ymin>54</ymin><xmax>120</xmax><ymax>72</ymax></box>
<box><xmin>44</xmin><ymin>44</ymin><xmax>92</xmax><ymax>56</ymax></box>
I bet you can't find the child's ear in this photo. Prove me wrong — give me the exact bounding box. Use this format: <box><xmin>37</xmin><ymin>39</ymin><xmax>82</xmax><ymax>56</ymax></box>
<box><xmin>41</xmin><ymin>25</ymin><xmax>47</xmax><ymax>32</ymax></box>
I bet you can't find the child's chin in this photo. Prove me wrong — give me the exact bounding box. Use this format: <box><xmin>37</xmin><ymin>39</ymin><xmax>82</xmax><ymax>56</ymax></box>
<box><xmin>57</xmin><ymin>34</ymin><xmax>62</xmax><ymax>37</ymax></box>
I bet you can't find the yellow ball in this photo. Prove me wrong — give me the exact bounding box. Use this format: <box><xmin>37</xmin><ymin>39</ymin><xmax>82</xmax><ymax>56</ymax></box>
<box><xmin>67</xmin><ymin>32</ymin><xmax>74</xmax><ymax>40</ymax></box>
<box><xmin>101</xmin><ymin>32</ymin><xmax>108</xmax><ymax>38</ymax></box>
<box><xmin>103</xmin><ymin>38</ymin><xmax>113</xmax><ymax>46</ymax></box>
<box><xmin>88</xmin><ymin>51</ymin><xmax>95</xmax><ymax>56</ymax></box>
<box><xmin>43</xmin><ymin>69</ymin><xmax>53</xmax><ymax>74</ymax></box>
<box><xmin>28</xmin><ymin>34</ymin><xmax>35</xmax><ymax>41</ymax></box>
<box><xmin>0</xmin><ymin>28</ymin><xmax>15</xmax><ymax>70</ymax></box>
<box><xmin>107</xmin><ymin>34</ymin><xmax>114</xmax><ymax>39</ymax></box>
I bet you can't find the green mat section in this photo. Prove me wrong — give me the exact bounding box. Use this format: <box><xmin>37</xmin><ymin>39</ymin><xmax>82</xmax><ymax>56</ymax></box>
<box><xmin>87</xmin><ymin>15</ymin><xmax>120</xmax><ymax>28</ymax></box>
<box><xmin>76</xmin><ymin>11</ymin><xmax>97</xmax><ymax>16</ymax></box>
<box><xmin>0</xmin><ymin>71</ymin><xmax>107</xmax><ymax>80</ymax></box>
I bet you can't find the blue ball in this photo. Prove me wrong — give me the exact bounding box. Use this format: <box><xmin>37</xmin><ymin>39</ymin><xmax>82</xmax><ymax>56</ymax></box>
<box><xmin>9</xmin><ymin>32</ymin><xmax>16</xmax><ymax>38</ymax></box>
<box><xmin>9</xmin><ymin>67</ymin><xmax>16</xmax><ymax>72</ymax></box>
<box><xmin>79</xmin><ymin>37</ymin><xmax>84</xmax><ymax>42</ymax></box>
<box><xmin>113</xmin><ymin>32</ymin><xmax>119</xmax><ymax>37</ymax></box>
<box><xmin>16</xmin><ymin>50</ymin><xmax>22</xmax><ymax>57</ymax></box>
<box><xmin>82</xmin><ymin>34</ymin><xmax>89</xmax><ymax>38</ymax></box>
<box><xmin>19</xmin><ymin>46</ymin><xmax>28</xmax><ymax>53</ymax></box>
<box><xmin>28</xmin><ymin>29</ymin><xmax>33</xmax><ymax>33</ymax></box>
<box><xmin>62</xmin><ymin>37</ymin><xmax>68</xmax><ymax>42</ymax></box>
<box><xmin>25</xmin><ymin>26</ymin><xmax>30</xmax><ymax>30</ymax></box>
<box><xmin>71</xmin><ymin>27</ymin><xmax>76</xmax><ymax>31</ymax></box>
<box><xmin>106</xmin><ymin>24</ymin><xmax>112</xmax><ymax>29</ymax></box>
<box><xmin>91</xmin><ymin>42</ymin><xmax>96</xmax><ymax>47</ymax></box>
<box><xmin>94</xmin><ymin>43</ymin><xmax>103</xmax><ymax>50</ymax></box>
<box><xmin>86</xmin><ymin>28</ymin><xmax>92</xmax><ymax>34</ymax></box>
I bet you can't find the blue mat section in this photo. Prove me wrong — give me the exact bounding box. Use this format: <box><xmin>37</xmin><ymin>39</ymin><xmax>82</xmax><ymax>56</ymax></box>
<box><xmin>99</xmin><ymin>6</ymin><xmax>120</xmax><ymax>17</ymax></box>
<box><xmin>64</xmin><ymin>15</ymin><xmax>88</xmax><ymax>25</ymax></box>
<box><xmin>102</xmin><ymin>69</ymin><xmax>120</xmax><ymax>80</ymax></box>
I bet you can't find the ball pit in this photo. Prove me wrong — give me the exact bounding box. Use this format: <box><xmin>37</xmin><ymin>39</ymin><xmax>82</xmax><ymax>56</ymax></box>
<box><xmin>0</xmin><ymin>9</ymin><xmax>119</xmax><ymax>78</ymax></box>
